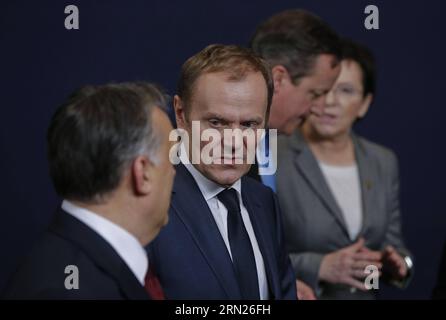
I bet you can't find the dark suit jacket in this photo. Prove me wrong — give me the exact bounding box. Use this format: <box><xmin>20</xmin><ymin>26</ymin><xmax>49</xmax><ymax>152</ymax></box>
<box><xmin>247</xmin><ymin>160</ymin><xmax>261</xmax><ymax>182</ymax></box>
<box><xmin>276</xmin><ymin>130</ymin><xmax>412</xmax><ymax>299</ymax></box>
<box><xmin>4</xmin><ymin>209</ymin><xmax>149</xmax><ymax>300</ymax></box>
<box><xmin>147</xmin><ymin>163</ymin><xmax>296</xmax><ymax>300</ymax></box>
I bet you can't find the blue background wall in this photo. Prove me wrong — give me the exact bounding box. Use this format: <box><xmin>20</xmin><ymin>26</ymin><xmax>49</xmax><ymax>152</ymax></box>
<box><xmin>0</xmin><ymin>0</ymin><xmax>444</xmax><ymax>299</ymax></box>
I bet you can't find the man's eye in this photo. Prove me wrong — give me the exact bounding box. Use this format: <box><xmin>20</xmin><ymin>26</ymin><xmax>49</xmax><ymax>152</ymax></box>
<box><xmin>311</xmin><ymin>92</ymin><xmax>323</xmax><ymax>100</ymax></box>
<box><xmin>241</xmin><ymin>121</ymin><xmax>257</xmax><ymax>129</ymax></box>
<box><xmin>209</xmin><ymin>119</ymin><xmax>223</xmax><ymax>127</ymax></box>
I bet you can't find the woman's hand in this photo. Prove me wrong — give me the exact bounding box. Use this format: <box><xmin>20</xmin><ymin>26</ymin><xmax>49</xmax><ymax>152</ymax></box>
<box><xmin>318</xmin><ymin>238</ymin><xmax>382</xmax><ymax>290</ymax></box>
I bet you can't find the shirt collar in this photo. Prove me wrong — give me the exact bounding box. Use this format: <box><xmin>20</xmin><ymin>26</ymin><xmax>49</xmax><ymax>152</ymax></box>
<box><xmin>61</xmin><ymin>200</ymin><xmax>148</xmax><ymax>285</ymax></box>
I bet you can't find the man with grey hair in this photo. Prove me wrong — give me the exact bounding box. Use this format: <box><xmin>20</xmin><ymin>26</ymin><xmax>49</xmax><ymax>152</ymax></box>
<box><xmin>4</xmin><ymin>82</ymin><xmax>175</xmax><ymax>299</ymax></box>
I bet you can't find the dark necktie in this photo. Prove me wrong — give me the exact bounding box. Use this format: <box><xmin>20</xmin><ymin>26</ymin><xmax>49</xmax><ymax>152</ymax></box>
<box><xmin>217</xmin><ymin>188</ymin><xmax>260</xmax><ymax>299</ymax></box>
<box><xmin>144</xmin><ymin>265</ymin><xmax>165</xmax><ymax>300</ymax></box>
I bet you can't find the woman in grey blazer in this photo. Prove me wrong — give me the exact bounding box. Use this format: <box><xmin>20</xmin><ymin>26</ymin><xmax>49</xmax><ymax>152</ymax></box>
<box><xmin>276</xmin><ymin>39</ymin><xmax>413</xmax><ymax>299</ymax></box>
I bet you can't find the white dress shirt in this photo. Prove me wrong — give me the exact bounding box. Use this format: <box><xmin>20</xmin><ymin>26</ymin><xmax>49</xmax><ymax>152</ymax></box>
<box><xmin>180</xmin><ymin>148</ymin><xmax>269</xmax><ymax>299</ymax></box>
<box><xmin>62</xmin><ymin>200</ymin><xmax>148</xmax><ymax>285</ymax></box>
<box><xmin>318</xmin><ymin>162</ymin><xmax>363</xmax><ymax>240</ymax></box>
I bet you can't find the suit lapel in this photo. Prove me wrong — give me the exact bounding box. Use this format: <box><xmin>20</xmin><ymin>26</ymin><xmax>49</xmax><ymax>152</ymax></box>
<box><xmin>247</xmin><ymin>159</ymin><xmax>261</xmax><ymax>181</ymax></box>
<box><xmin>289</xmin><ymin>131</ymin><xmax>350</xmax><ymax>238</ymax></box>
<box><xmin>50</xmin><ymin>210</ymin><xmax>149</xmax><ymax>300</ymax></box>
<box><xmin>241</xmin><ymin>180</ymin><xmax>279</xmax><ymax>299</ymax></box>
<box><xmin>352</xmin><ymin>134</ymin><xmax>375</xmax><ymax>238</ymax></box>
<box><xmin>171</xmin><ymin>164</ymin><xmax>241</xmax><ymax>299</ymax></box>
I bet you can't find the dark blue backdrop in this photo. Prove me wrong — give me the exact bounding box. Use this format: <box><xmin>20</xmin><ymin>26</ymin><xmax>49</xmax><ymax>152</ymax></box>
<box><xmin>0</xmin><ymin>0</ymin><xmax>445</xmax><ymax>299</ymax></box>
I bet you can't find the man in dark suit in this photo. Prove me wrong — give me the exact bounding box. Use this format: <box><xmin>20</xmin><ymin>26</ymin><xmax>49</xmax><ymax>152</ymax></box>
<box><xmin>4</xmin><ymin>83</ymin><xmax>175</xmax><ymax>299</ymax></box>
<box><xmin>147</xmin><ymin>44</ymin><xmax>296</xmax><ymax>299</ymax></box>
<box><xmin>248</xmin><ymin>9</ymin><xmax>342</xmax><ymax>299</ymax></box>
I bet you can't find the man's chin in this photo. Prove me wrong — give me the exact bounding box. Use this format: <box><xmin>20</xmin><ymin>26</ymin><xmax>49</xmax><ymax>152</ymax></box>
<box><xmin>206</xmin><ymin>166</ymin><xmax>247</xmax><ymax>187</ymax></box>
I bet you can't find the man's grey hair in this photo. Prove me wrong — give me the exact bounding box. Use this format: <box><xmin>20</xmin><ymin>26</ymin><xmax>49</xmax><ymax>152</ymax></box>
<box><xmin>121</xmin><ymin>82</ymin><xmax>169</xmax><ymax>166</ymax></box>
<box><xmin>47</xmin><ymin>81</ymin><xmax>170</xmax><ymax>204</ymax></box>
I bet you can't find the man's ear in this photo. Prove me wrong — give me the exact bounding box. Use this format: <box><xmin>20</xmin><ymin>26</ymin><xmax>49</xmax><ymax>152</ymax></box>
<box><xmin>358</xmin><ymin>93</ymin><xmax>373</xmax><ymax>118</ymax></box>
<box><xmin>131</xmin><ymin>155</ymin><xmax>154</xmax><ymax>196</ymax></box>
<box><xmin>174</xmin><ymin>95</ymin><xmax>187</xmax><ymax>129</ymax></box>
<box><xmin>271</xmin><ymin>65</ymin><xmax>290</xmax><ymax>94</ymax></box>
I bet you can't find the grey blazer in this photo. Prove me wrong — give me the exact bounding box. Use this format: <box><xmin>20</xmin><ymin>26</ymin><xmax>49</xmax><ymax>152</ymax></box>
<box><xmin>276</xmin><ymin>130</ymin><xmax>411</xmax><ymax>299</ymax></box>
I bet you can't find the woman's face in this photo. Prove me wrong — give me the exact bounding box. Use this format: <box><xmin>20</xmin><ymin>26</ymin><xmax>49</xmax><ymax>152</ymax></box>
<box><xmin>305</xmin><ymin>59</ymin><xmax>372</xmax><ymax>139</ymax></box>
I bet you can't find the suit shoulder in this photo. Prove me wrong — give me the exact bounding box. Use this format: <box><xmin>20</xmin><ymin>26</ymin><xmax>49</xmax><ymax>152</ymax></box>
<box><xmin>242</xmin><ymin>176</ymin><xmax>275</xmax><ymax>201</ymax></box>
<box><xmin>4</xmin><ymin>231</ymin><xmax>115</xmax><ymax>299</ymax></box>
<box><xmin>14</xmin><ymin>231</ymin><xmax>83</xmax><ymax>270</ymax></box>
<box><xmin>242</xmin><ymin>175</ymin><xmax>275</xmax><ymax>197</ymax></box>
<box><xmin>356</xmin><ymin>135</ymin><xmax>398</xmax><ymax>164</ymax></box>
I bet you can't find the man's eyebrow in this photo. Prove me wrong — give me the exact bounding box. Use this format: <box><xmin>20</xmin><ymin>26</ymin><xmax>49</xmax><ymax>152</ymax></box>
<box><xmin>203</xmin><ymin>112</ymin><xmax>263</xmax><ymax>124</ymax></box>
<box><xmin>202</xmin><ymin>112</ymin><xmax>226</xmax><ymax>119</ymax></box>
<box><xmin>241</xmin><ymin>116</ymin><xmax>263</xmax><ymax>123</ymax></box>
